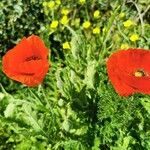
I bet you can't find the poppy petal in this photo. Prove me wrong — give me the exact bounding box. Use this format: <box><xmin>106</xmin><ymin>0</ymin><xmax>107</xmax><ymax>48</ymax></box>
<box><xmin>2</xmin><ymin>35</ymin><xmax>49</xmax><ymax>86</ymax></box>
<box><xmin>107</xmin><ymin>48</ymin><xmax>150</xmax><ymax>96</ymax></box>
<box><xmin>107</xmin><ymin>55</ymin><xmax>135</xmax><ymax>96</ymax></box>
<box><xmin>27</xmin><ymin>35</ymin><xmax>49</xmax><ymax>59</ymax></box>
<box><xmin>10</xmin><ymin>60</ymin><xmax>49</xmax><ymax>86</ymax></box>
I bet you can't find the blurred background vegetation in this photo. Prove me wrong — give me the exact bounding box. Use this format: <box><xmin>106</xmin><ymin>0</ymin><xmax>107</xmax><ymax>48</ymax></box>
<box><xmin>0</xmin><ymin>0</ymin><xmax>149</xmax><ymax>57</ymax></box>
<box><xmin>0</xmin><ymin>0</ymin><xmax>150</xmax><ymax>149</ymax></box>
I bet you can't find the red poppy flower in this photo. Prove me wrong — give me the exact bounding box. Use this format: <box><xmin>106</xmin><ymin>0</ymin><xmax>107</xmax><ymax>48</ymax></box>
<box><xmin>107</xmin><ymin>48</ymin><xmax>150</xmax><ymax>96</ymax></box>
<box><xmin>2</xmin><ymin>35</ymin><xmax>49</xmax><ymax>87</ymax></box>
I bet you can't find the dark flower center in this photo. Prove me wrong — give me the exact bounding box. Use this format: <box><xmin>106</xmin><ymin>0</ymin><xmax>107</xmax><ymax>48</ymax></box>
<box><xmin>25</xmin><ymin>56</ymin><xmax>41</xmax><ymax>61</ymax></box>
<box><xmin>134</xmin><ymin>69</ymin><xmax>146</xmax><ymax>77</ymax></box>
<box><xmin>21</xmin><ymin>72</ymin><xmax>35</xmax><ymax>76</ymax></box>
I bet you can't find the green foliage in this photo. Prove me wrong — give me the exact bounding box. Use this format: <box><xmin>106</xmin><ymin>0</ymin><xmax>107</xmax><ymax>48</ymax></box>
<box><xmin>0</xmin><ymin>0</ymin><xmax>44</xmax><ymax>55</ymax></box>
<box><xmin>97</xmin><ymin>85</ymin><xmax>150</xmax><ymax>149</ymax></box>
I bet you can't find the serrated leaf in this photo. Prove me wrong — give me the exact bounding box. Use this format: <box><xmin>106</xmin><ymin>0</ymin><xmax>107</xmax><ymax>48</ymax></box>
<box><xmin>84</xmin><ymin>60</ymin><xmax>97</xmax><ymax>89</ymax></box>
<box><xmin>141</xmin><ymin>98</ymin><xmax>150</xmax><ymax>114</ymax></box>
<box><xmin>4</xmin><ymin>103</ymin><xmax>15</xmax><ymax>118</ymax></box>
<box><xmin>62</xmin><ymin>119</ymin><xmax>70</xmax><ymax>132</ymax></box>
<box><xmin>14</xmin><ymin>5</ymin><xmax>23</xmax><ymax>17</ymax></box>
<box><xmin>23</xmin><ymin>104</ymin><xmax>42</xmax><ymax>132</ymax></box>
<box><xmin>0</xmin><ymin>92</ymin><xmax>5</xmax><ymax>100</ymax></box>
<box><xmin>75</xmin><ymin>126</ymin><xmax>88</xmax><ymax>136</ymax></box>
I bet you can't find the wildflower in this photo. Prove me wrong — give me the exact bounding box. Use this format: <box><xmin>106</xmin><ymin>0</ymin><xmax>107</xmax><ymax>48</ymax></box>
<box><xmin>82</xmin><ymin>21</ymin><xmax>91</xmax><ymax>29</ymax></box>
<box><xmin>79</xmin><ymin>0</ymin><xmax>86</xmax><ymax>4</ymax></box>
<box><xmin>120</xmin><ymin>43</ymin><xmax>129</xmax><ymax>49</ymax></box>
<box><xmin>50</xmin><ymin>20</ymin><xmax>58</xmax><ymax>28</ymax></box>
<box><xmin>61</xmin><ymin>15</ymin><xmax>69</xmax><ymax>25</ymax></box>
<box><xmin>2</xmin><ymin>35</ymin><xmax>49</xmax><ymax>86</ymax></box>
<box><xmin>94</xmin><ymin>10</ymin><xmax>100</xmax><ymax>19</ymax></box>
<box><xmin>63</xmin><ymin>42</ymin><xmax>71</xmax><ymax>49</ymax></box>
<box><xmin>93</xmin><ymin>27</ymin><xmax>100</xmax><ymax>34</ymax></box>
<box><xmin>123</xmin><ymin>20</ymin><xmax>134</xmax><ymax>28</ymax></box>
<box><xmin>119</xmin><ymin>12</ymin><xmax>125</xmax><ymax>18</ymax></box>
<box><xmin>61</xmin><ymin>8</ymin><xmax>70</xmax><ymax>15</ymax></box>
<box><xmin>47</xmin><ymin>1</ymin><xmax>55</xmax><ymax>9</ymax></box>
<box><xmin>107</xmin><ymin>48</ymin><xmax>150</xmax><ymax>96</ymax></box>
<box><xmin>130</xmin><ymin>34</ymin><xmax>139</xmax><ymax>42</ymax></box>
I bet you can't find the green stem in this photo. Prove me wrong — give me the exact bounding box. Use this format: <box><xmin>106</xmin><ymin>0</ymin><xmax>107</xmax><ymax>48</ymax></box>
<box><xmin>41</xmin><ymin>86</ymin><xmax>51</xmax><ymax>109</ymax></box>
<box><xmin>99</xmin><ymin>5</ymin><xmax>120</xmax><ymax>60</ymax></box>
<box><xmin>0</xmin><ymin>83</ymin><xmax>8</xmax><ymax>94</ymax></box>
<box><xmin>27</xmin><ymin>88</ymin><xmax>43</xmax><ymax>105</ymax></box>
<box><xmin>117</xmin><ymin>23</ymin><xmax>129</xmax><ymax>42</ymax></box>
<box><xmin>127</xmin><ymin>0</ymin><xmax>145</xmax><ymax>36</ymax></box>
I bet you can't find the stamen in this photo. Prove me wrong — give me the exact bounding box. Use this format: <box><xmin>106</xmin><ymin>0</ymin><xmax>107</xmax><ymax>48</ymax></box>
<box><xmin>134</xmin><ymin>69</ymin><xmax>145</xmax><ymax>77</ymax></box>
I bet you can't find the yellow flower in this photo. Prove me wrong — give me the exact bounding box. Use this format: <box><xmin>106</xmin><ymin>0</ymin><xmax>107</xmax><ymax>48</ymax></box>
<box><xmin>93</xmin><ymin>27</ymin><xmax>100</xmax><ymax>34</ymax></box>
<box><xmin>47</xmin><ymin>1</ymin><xmax>55</xmax><ymax>9</ymax></box>
<box><xmin>60</xmin><ymin>15</ymin><xmax>69</xmax><ymax>25</ymax></box>
<box><xmin>130</xmin><ymin>34</ymin><xmax>139</xmax><ymax>42</ymax></box>
<box><xmin>63</xmin><ymin>42</ymin><xmax>71</xmax><ymax>49</ymax></box>
<box><xmin>119</xmin><ymin>12</ymin><xmax>125</xmax><ymax>18</ymax></box>
<box><xmin>121</xmin><ymin>43</ymin><xmax>129</xmax><ymax>49</ymax></box>
<box><xmin>123</xmin><ymin>20</ymin><xmax>134</xmax><ymax>28</ymax></box>
<box><xmin>50</xmin><ymin>20</ymin><xmax>58</xmax><ymax>29</ymax></box>
<box><xmin>82</xmin><ymin>21</ymin><xmax>91</xmax><ymax>29</ymax></box>
<box><xmin>94</xmin><ymin>10</ymin><xmax>100</xmax><ymax>19</ymax></box>
<box><xmin>55</xmin><ymin>0</ymin><xmax>61</xmax><ymax>5</ymax></box>
<box><xmin>61</xmin><ymin>8</ymin><xmax>70</xmax><ymax>15</ymax></box>
<box><xmin>79</xmin><ymin>0</ymin><xmax>86</xmax><ymax>4</ymax></box>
